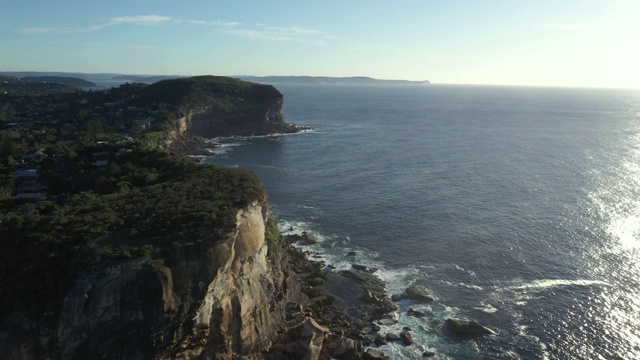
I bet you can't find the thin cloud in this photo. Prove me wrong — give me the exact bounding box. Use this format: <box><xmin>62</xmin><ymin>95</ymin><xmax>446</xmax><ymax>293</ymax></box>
<box><xmin>187</xmin><ymin>20</ymin><xmax>241</xmax><ymax>26</ymax></box>
<box><xmin>215</xmin><ymin>21</ymin><xmax>241</xmax><ymax>27</ymax></box>
<box><xmin>17</xmin><ymin>15</ymin><xmax>174</xmax><ymax>34</ymax></box>
<box><xmin>223</xmin><ymin>24</ymin><xmax>340</xmax><ymax>45</ymax></box>
<box><xmin>110</xmin><ymin>15</ymin><xmax>172</xmax><ymax>25</ymax></box>
<box><xmin>17</xmin><ymin>16</ymin><xmax>342</xmax><ymax>46</ymax></box>
<box><xmin>263</xmin><ymin>26</ymin><xmax>321</xmax><ymax>36</ymax></box>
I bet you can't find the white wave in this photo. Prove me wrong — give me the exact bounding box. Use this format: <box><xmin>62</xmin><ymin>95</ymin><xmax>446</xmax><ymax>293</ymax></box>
<box><xmin>275</xmin><ymin>216</ymin><xmax>485</xmax><ymax>357</ymax></box>
<box><xmin>452</xmin><ymin>263</ymin><xmax>477</xmax><ymax>277</ymax></box>
<box><xmin>473</xmin><ymin>302</ymin><xmax>498</xmax><ymax>313</ymax></box>
<box><xmin>502</xmin><ymin>350</ymin><xmax>523</xmax><ymax>360</ymax></box>
<box><xmin>504</xmin><ymin>302</ymin><xmax>551</xmax><ymax>360</ymax></box>
<box><xmin>375</xmin><ymin>266</ymin><xmax>422</xmax><ymax>296</ymax></box>
<box><xmin>205</xmin><ymin>141</ymin><xmax>246</xmax><ymax>155</ymax></box>
<box><xmin>207</xmin><ymin>128</ymin><xmax>315</xmax><ymax>142</ymax></box>
<box><xmin>441</xmin><ymin>280</ymin><xmax>483</xmax><ymax>291</ymax></box>
<box><xmin>278</xmin><ymin>220</ymin><xmax>312</xmax><ymax>235</ymax></box>
<box><xmin>508</xmin><ymin>278</ymin><xmax>610</xmax><ymax>291</ymax></box>
<box><xmin>251</xmin><ymin>164</ymin><xmax>289</xmax><ymax>171</ymax></box>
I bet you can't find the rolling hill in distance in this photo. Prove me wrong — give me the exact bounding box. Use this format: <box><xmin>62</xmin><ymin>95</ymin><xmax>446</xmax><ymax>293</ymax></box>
<box><xmin>0</xmin><ymin>71</ymin><xmax>429</xmax><ymax>86</ymax></box>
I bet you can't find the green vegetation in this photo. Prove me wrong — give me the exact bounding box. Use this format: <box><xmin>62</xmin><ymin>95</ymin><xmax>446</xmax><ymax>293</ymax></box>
<box><xmin>265</xmin><ymin>217</ymin><xmax>285</xmax><ymax>262</ymax></box>
<box><xmin>137</xmin><ymin>75</ymin><xmax>282</xmax><ymax>118</ymax></box>
<box><xmin>0</xmin><ymin>76</ymin><xmax>79</xmax><ymax>95</ymax></box>
<box><xmin>0</xmin><ymin>150</ymin><xmax>265</xmax><ymax>318</ymax></box>
<box><xmin>21</xmin><ymin>76</ymin><xmax>97</xmax><ymax>87</ymax></box>
<box><xmin>0</xmin><ymin>75</ymin><xmax>282</xmax><ymax>321</ymax></box>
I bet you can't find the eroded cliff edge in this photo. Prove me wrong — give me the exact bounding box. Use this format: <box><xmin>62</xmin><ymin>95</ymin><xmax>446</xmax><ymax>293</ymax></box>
<box><xmin>0</xmin><ymin>164</ymin><xmax>307</xmax><ymax>359</ymax></box>
<box><xmin>0</xmin><ymin>76</ymin><xmax>389</xmax><ymax>360</ymax></box>
<box><xmin>136</xmin><ymin>76</ymin><xmax>306</xmax><ymax>150</ymax></box>
<box><xmin>54</xmin><ymin>201</ymin><xmax>292</xmax><ymax>360</ymax></box>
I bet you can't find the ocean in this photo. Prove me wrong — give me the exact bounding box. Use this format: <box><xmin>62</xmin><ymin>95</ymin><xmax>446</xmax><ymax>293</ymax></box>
<box><xmin>204</xmin><ymin>84</ymin><xmax>640</xmax><ymax>359</ymax></box>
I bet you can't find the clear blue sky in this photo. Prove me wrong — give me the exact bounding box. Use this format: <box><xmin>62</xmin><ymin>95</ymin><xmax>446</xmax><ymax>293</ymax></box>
<box><xmin>1</xmin><ymin>0</ymin><xmax>639</xmax><ymax>88</ymax></box>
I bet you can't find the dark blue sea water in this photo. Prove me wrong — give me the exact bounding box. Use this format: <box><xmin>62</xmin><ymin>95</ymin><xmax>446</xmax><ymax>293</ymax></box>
<box><xmin>204</xmin><ymin>84</ymin><xmax>640</xmax><ymax>359</ymax></box>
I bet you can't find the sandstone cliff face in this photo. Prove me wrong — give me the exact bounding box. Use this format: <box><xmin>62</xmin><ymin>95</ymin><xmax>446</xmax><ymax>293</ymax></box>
<box><xmin>0</xmin><ymin>201</ymin><xmax>293</xmax><ymax>360</ymax></box>
<box><xmin>162</xmin><ymin>98</ymin><xmax>295</xmax><ymax>149</ymax></box>
<box><xmin>148</xmin><ymin>76</ymin><xmax>306</xmax><ymax>149</ymax></box>
<box><xmin>169</xmin><ymin>97</ymin><xmax>294</xmax><ymax>140</ymax></box>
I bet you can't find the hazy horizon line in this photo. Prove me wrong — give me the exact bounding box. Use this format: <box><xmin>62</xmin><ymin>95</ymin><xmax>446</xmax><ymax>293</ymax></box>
<box><xmin>2</xmin><ymin>70</ymin><xmax>638</xmax><ymax>90</ymax></box>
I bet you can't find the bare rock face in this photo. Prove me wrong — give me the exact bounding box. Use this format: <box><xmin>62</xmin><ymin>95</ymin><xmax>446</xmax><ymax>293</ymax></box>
<box><xmin>400</xmin><ymin>331</ymin><xmax>414</xmax><ymax>345</ymax></box>
<box><xmin>184</xmin><ymin>97</ymin><xmax>290</xmax><ymax>138</ymax></box>
<box><xmin>56</xmin><ymin>260</ymin><xmax>182</xmax><ymax>359</ymax></box>
<box><xmin>445</xmin><ymin>318</ymin><xmax>496</xmax><ymax>335</ymax></box>
<box><xmin>156</xmin><ymin>77</ymin><xmax>309</xmax><ymax>149</ymax></box>
<box><xmin>405</xmin><ymin>285</ymin><xmax>434</xmax><ymax>301</ymax></box>
<box><xmin>363</xmin><ymin>348</ymin><xmax>391</xmax><ymax>360</ymax></box>
<box><xmin>1</xmin><ymin>202</ymin><xmax>296</xmax><ymax>360</ymax></box>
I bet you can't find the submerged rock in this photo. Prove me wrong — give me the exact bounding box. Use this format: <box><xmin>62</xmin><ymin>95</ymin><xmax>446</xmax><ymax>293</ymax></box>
<box><xmin>321</xmin><ymin>334</ymin><xmax>363</xmax><ymax>360</ymax></box>
<box><xmin>301</xmin><ymin>231</ymin><xmax>318</xmax><ymax>245</ymax></box>
<box><xmin>374</xmin><ymin>335</ymin><xmax>388</xmax><ymax>346</ymax></box>
<box><xmin>407</xmin><ymin>308</ymin><xmax>427</xmax><ymax>318</ymax></box>
<box><xmin>445</xmin><ymin>318</ymin><xmax>495</xmax><ymax>335</ymax></box>
<box><xmin>279</xmin><ymin>317</ymin><xmax>330</xmax><ymax>359</ymax></box>
<box><xmin>422</xmin><ymin>348</ymin><xmax>437</xmax><ymax>357</ymax></box>
<box><xmin>404</xmin><ymin>285</ymin><xmax>435</xmax><ymax>301</ymax></box>
<box><xmin>400</xmin><ymin>331</ymin><xmax>414</xmax><ymax>345</ymax></box>
<box><xmin>352</xmin><ymin>264</ymin><xmax>368</xmax><ymax>271</ymax></box>
<box><xmin>363</xmin><ymin>348</ymin><xmax>391</xmax><ymax>360</ymax></box>
<box><xmin>386</xmin><ymin>333</ymin><xmax>401</xmax><ymax>341</ymax></box>
<box><xmin>377</xmin><ymin>318</ymin><xmax>397</xmax><ymax>326</ymax></box>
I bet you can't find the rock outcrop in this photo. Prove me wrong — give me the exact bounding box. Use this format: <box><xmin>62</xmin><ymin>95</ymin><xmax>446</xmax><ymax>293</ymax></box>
<box><xmin>148</xmin><ymin>76</ymin><xmax>307</xmax><ymax>149</ymax></box>
<box><xmin>445</xmin><ymin>318</ymin><xmax>496</xmax><ymax>335</ymax></box>
<box><xmin>0</xmin><ymin>201</ymin><xmax>304</xmax><ymax>359</ymax></box>
<box><xmin>392</xmin><ymin>284</ymin><xmax>435</xmax><ymax>302</ymax></box>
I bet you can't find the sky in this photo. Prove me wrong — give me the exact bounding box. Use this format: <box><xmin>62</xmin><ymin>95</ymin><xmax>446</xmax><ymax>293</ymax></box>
<box><xmin>1</xmin><ymin>0</ymin><xmax>639</xmax><ymax>88</ymax></box>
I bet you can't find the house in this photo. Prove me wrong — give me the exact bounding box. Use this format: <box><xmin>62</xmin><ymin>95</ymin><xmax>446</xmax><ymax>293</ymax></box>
<box><xmin>18</xmin><ymin>150</ymin><xmax>47</xmax><ymax>164</ymax></box>
<box><xmin>14</xmin><ymin>169</ymin><xmax>40</xmax><ymax>183</ymax></box>
<box><xmin>93</xmin><ymin>160</ymin><xmax>109</xmax><ymax>167</ymax></box>
<box><xmin>134</xmin><ymin>118</ymin><xmax>154</xmax><ymax>129</ymax></box>
<box><xmin>16</xmin><ymin>179</ymin><xmax>48</xmax><ymax>194</ymax></box>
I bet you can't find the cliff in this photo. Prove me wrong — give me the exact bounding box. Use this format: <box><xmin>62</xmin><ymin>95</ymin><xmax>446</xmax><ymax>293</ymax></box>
<box><xmin>0</xmin><ymin>77</ymin><xmax>393</xmax><ymax>360</ymax></box>
<box><xmin>0</xmin><ymin>153</ymin><xmax>308</xmax><ymax>359</ymax></box>
<box><xmin>138</xmin><ymin>76</ymin><xmax>303</xmax><ymax>141</ymax></box>
<box><xmin>0</xmin><ymin>191</ymin><xmax>303</xmax><ymax>359</ymax></box>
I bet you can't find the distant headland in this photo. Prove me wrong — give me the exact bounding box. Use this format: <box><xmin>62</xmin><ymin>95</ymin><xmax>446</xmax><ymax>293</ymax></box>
<box><xmin>236</xmin><ymin>76</ymin><xmax>430</xmax><ymax>86</ymax></box>
<box><xmin>0</xmin><ymin>71</ymin><xmax>430</xmax><ymax>86</ymax></box>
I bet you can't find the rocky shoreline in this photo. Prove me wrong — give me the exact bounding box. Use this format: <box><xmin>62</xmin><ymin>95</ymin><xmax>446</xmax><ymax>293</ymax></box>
<box><xmin>260</xmin><ymin>234</ymin><xmax>400</xmax><ymax>359</ymax></box>
<box><xmin>261</xmin><ymin>232</ymin><xmax>496</xmax><ymax>360</ymax></box>
<box><xmin>172</xmin><ymin>125</ymin><xmax>312</xmax><ymax>157</ymax></box>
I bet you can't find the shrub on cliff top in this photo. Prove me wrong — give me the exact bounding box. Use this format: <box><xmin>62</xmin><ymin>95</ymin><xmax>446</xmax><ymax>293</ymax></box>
<box><xmin>137</xmin><ymin>75</ymin><xmax>282</xmax><ymax>116</ymax></box>
<box><xmin>0</xmin><ymin>150</ymin><xmax>265</xmax><ymax>320</ymax></box>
